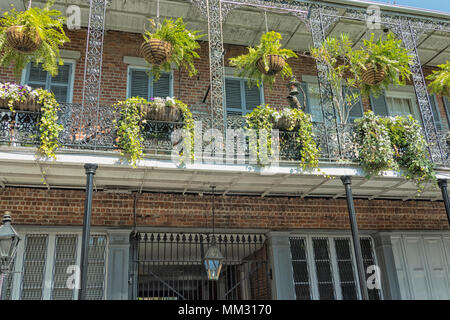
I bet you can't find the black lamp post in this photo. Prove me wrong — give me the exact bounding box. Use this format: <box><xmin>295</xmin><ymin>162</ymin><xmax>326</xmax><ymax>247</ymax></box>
<box><xmin>203</xmin><ymin>186</ymin><xmax>224</xmax><ymax>281</ymax></box>
<box><xmin>0</xmin><ymin>212</ymin><xmax>21</xmax><ymax>298</ymax></box>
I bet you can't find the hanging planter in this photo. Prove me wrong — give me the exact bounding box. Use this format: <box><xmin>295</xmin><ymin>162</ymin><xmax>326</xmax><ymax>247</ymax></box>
<box><xmin>360</xmin><ymin>63</ymin><xmax>387</xmax><ymax>86</ymax></box>
<box><xmin>427</xmin><ymin>61</ymin><xmax>450</xmax><ymax>97</ymax></box>
<box><xmin>229</xmin><ymin>31</ymin><xmax>297</xmax><ymax>89</ymax></box>
<box><xmin>140</xmin><ymin>98</ymin><xmax>182</xmax><ymax>122</ymax></box>
<box><xmin>255</xmin><ymin>54</ymin><xmax>286</xmax><ymax>76</ymax></box>
<box><xmin>5</xmin><ymin>25</ymin><xmax>41</xmax><ymax>53</ymax></box>
<box><xmin>140</xmin><ymin>38</ymin><xmax>173</xmax><ymax>66</ymax></box>
<box><xmin>141</xmin><ymin>18</ymin><xmax>204</xmax><ymax>81</ymax></box>
<box><xmin>0</xmin><ymin>0</ymin><xmax>70</xmax><ymax>78</ymax></box>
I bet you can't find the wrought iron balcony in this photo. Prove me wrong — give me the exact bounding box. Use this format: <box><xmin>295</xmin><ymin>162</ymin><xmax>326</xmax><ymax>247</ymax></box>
<box><xmin>0</xmin><ymin>104</ymin><xmax>448</xmax><ymax>167</ymax></box>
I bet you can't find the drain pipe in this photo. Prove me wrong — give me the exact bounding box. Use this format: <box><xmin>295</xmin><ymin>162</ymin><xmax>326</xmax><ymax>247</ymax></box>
<box><xmin>78</xmin><ymin>163</ymin><xmax>97</xmax><ymax>300</ymax></box>
<box><xmin>341</xmin><ymin>176</ymin><xmax>369</xmax><ymax>300</ymax></box>
<box><xmin>438</xmin><ymin>179</ymin><xmax>450</xmax><ymax>225</ymax></box>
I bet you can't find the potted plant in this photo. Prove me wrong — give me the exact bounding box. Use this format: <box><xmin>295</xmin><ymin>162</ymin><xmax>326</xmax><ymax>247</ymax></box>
<box><xmin>113</xmin><ymin>97</ymin><xmax>194</xmax><ymax>167</ymax></box>
<box><xmin>141</xmin><ymin>18</ymin><xmax>204</xmax><ymax>81</ymax></box>
<box><xmin>229</xmin><ymin>31</ymin><xmax>297</xmax><ymax>89</ymax></box>
<box><xmin>357</xmin><ymin>33</ymin><xmax>413</xmax><ymax>96</ymax></box>
<box><xmin>355</xmin><ymin>111</ymin><xmax>436</xmax><ymax>192</ymax></box>
<box><xmin>245</xmin><ymin>104</ymin><xmax>319</xmax><ymax>169</ymax></box>
<box><xmin>0</xmin><ymin>82</ymin><xmax>63</xmax><ymax>159</ymax></box>
<box><xmin>427</xmin><ymin>60</ymin><xmax>450</xmax><ymax>97</ymax></box>
<box><xmin>0</xmin><ymin>0</ymin><xmax>70</xmax><ymax>79</ymax></box>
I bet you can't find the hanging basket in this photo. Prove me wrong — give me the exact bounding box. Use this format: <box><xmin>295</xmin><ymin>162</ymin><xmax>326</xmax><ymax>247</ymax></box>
<box><xmin>6</xmin><ymin>26</ymin><xmax>42</xmax><ymax>54</ymax></box>
<box><xmin>272</xmin><ymin>115</ymin><xmax>298</xmax><ymax>131</ymax></box>
<box><xmin>361</xmin><ymin>64</ymin><xmax>387</xmax><ymax>86</ymax></box>
<box><xmin>0</xmin><ymin>97</ymin><xmax>41</xmax><ymax>112</ymax></box>
<box><xmin>256</xmin><ymin>55</ymin><xmax>286</xmax><ymax>76</ymax></box>
<box><xmin>141</xmin><ymin>39</ymin><xmax>173</xmax><ymax>65</ymax></box>
<box><xmin>141</xmin><ymin>104</ymin><xmax>182</xmax><ymax>122</ymax></box>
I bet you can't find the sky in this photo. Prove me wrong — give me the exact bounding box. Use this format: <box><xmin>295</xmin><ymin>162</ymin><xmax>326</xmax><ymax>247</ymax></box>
<box><xmin>366</xmin><ymin>0</ymin><xmax>450</xmax><ymax>13</ymax></box>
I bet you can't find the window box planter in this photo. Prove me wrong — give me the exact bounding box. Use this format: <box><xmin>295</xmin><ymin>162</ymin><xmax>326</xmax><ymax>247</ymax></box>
<box><xmin>141</xmin><ymin>103</ymin><xmax>182</xmax><ymax>122</ymax></box>
<box><xmin>0</xmin><ymin>96</ymin><xmax>41</xmax><ymax>112</ymax></box>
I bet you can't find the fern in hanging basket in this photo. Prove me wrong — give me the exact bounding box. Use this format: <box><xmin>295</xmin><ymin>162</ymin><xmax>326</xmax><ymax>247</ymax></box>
<box><xmin>357</xmin><ymin>33</ymin><xmax>413</xmax><ymax>96</ymax></box>
<box><xmin>0</xmin><ymin>0</ymin><xmax>70</xmax><ymax>79</ymax></box>
<box><xmin>427</xmin><ymin>60</ymin><xmax>450</xmax><ymax>97</ymax></box>
<box><xmin>141</xmin><ymin>18</ymin><xmax>205</xmax><ymax>81</ymax></box>
<box><xmin>229</xmin><ymin>31</ymin><xmax>297</xmax><ymax>89</ymax></box>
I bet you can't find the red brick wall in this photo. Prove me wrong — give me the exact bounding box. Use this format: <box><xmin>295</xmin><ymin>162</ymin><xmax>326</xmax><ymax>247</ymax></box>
<box><xmin>0</xmin><ymin>28</ymin><xmax>448</xmax><ymax>124</ymax></box>
<box><xmin>1</xmin><ymin>187</ymin><xmax>448</xmax><ymax>230</ymax></box>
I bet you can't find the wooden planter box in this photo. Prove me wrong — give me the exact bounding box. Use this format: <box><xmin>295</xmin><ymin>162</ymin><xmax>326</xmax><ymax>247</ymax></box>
<box><xmin>141</xmin><ymin>104</ymin><xmax>182</xmax><ymax>122</ymax></box>
<box><xmin>0</xmin><ymin>97</ymin><xmax>41</xmax><ymax>112</ymax></box>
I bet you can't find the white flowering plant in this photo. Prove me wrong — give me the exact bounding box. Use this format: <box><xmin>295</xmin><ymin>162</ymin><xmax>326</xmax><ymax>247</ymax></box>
<box><xmin>0</xmin><ymin>82</ymin><xmax>62</xmax><ymax>160</ymax></box>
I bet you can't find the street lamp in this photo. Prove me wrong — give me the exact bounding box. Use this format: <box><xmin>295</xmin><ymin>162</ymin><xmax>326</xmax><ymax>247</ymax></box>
<box><xmin>0</xmin><ymin>212</ymin><xmax>20</xmax><ymax>273</ymax></box>
<box><xmin>0</xmin><ymin>212</ymin><xmax>20</xmax><ymax>299</ymax></box>
<box><xmin>203</xmin><ymin>186</ymin><xmax>224</xmax><ymax>281</ymax></box>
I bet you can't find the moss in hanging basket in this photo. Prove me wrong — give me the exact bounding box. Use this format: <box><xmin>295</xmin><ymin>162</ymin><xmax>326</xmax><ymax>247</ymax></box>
<box><xmin>427</xmin><ymin>60</ymin><xmax>450</xmax><ymax>97</ymax></box>
<box><xmin>229</xmin><ymin>31</ymin><xmax>297</xmax><ymax>89</ymax></box>
<box><xmin>0</xmin><ymin>0</ymin><xmax>70</xmax><ymax>79</ymax></box>
<box><xmin>142</xmin><ymin>18</ymin><xmax>205</xmax><ymax>81</ymax></box>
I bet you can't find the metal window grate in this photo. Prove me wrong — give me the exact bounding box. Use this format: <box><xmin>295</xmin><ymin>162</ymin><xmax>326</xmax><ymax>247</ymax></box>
<box><xmin>51</xmin><ymin>234</ymin><xmax>78</xmax><ymax>300</ymax></box>
<box><xmin>334</xmin><ymin>238</ymin><xmax>357</xmax><ymax>300</ymax></box>
<box><xmin>360</xmin><ymin>238</ymin><xmax>381</xmax><ymax>300</ymax></box>
<box><xmin>86</xmin><ymin>235</ymin><xmax>107</xmax><ymax>300</ymax></box>
<box><xmin>289</xmin><ymin>237</ymin><xmax>311</xmax><ymax>300</ymax></box>
<box><xmin>20</xmin><ymin>234</ymin><xmax>48</xmax><ymax>300</ymax></box>
<box><xmin>312</xmin><ymin>238</ymin><xmax>336</xmax><ymax>300</ymax></box>
<box><xmin>132</xmin><ymin>232</ymin><xmax>270</xmax><ymax>300</ymax></box>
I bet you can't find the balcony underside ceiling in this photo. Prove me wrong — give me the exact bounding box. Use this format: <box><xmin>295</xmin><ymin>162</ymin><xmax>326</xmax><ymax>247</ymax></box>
<box><xmin>7</xmin><ymin>0</ymin><xmax>449</xmax><ymax>67</ymax></box>
<box><xmin>0</xmin><ymin>149</ymin><xmax>448</xmax><ymax>201</ymax></box>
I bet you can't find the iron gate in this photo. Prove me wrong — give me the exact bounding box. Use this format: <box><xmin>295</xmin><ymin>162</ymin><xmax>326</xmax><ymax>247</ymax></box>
<box><xmin>130</xmin><ymin>232</ymin><xmax>271</xmax><ymax>300</ymax></box>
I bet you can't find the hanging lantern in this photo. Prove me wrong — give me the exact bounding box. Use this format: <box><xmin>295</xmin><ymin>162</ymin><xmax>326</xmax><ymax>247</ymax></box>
<box><xmin>203</xmin><ymin>235</ymin><xmax>224</xmax><ymax>281</ymax></box>
<box><xmin>0</xmin><ymin>212</ymin><xmax>21</xmax><ymax>273</ymax></box>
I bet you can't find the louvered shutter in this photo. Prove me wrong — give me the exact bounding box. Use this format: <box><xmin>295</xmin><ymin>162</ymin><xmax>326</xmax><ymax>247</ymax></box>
<box><xmin>360</xmin><ymin>238</ymin><xmax>381</xmax><ymax>300</ymax></box>
<box><xmin>347</xmin><ymin>89</ymin><xmax>364</xmax><ymax>122</ymax></box>
<box><xmin>153</xmin><ymin>72</ymin><xmax>171</xmax><ymax>98</ymax></box>
<box><xmin>52</xmin><ymin>235</ymin><xmax>78</xmax><ymax>300</ymax></box>
<box><xmin>370</xmin><ymin>93</ymin><xmax>389</xmax><ymax>116</ymax></box>
<box><xmin>20</xmin><ymin>234</ymin><xmax>48</xmax><ymax>300</ymax></box>
<box><xmin>298</xmin><ymin>82</ymin><xmax>309</xmax><ymax>112</ymax></box>
<box><xmin>429</xmin><ymin>94</ymin><xmax>442</xmax><ymax>131</ymax></box>
<box><xmin>129</xmin><ymin>69</ymin><xmax>150</xmax><ymax>99</ymax></box>
<box><xmin>444</xmin><ymin>97</ymin><xmax>450</xmax><ymax>128</ymax></box>
<box><xmin>312</xmin><ymin>238</ymin><xmax>336</xmax><ymax>300</ymax></box>
<box><xmin>334</xmin><ymin>238</ymin><xmax>357</xmax><ymax>300</ymax></box>
<box><xmin>225</xmin><ymin>79</ymin><xmax>242</xmax><ymax>113</ymax></box>
<box><xmin>244</xmin><ymin>81</ymin><xmax>261</xmax><ymax>113</ymax></box>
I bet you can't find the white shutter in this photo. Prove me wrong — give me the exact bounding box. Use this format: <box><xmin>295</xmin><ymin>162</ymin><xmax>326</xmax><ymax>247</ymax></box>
<box><xmin>391</xmin><ymin>236</ymin><xmax>411</xmax><ymax>300</ymax></box>
<box><xmin>86</xmin><ymin>235</ymin><xmax>107</xmax><ymax>300</ymax></box>
<box><xmin>403</xmin><ymin>237</ymin><xmax>432</xmax><ymax>300</ymax></box>
<box><xmin>20</xmin><ymin>234</ymin><xmax>48</xmax><ymax>300</ymax></box>
<box><xmin>422</xmin><ymin>237</ymin><xmax>450</xmax><ymax>299</ymax></box>
<box><xmin>51</xmin><ymin>235</ymin><xmax>78</xmax><ymax>300</ymax></box>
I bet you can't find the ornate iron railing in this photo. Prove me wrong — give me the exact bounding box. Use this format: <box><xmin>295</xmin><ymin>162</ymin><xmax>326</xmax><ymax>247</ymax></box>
<box><xmin>0</xmin><ymin>105</ymin><xmax>448</xmax><ymax>166</ymax></box>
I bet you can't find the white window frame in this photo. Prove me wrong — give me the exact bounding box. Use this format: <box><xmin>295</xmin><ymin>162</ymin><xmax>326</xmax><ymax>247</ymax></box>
<box><xmin>384</xmin><ymin>88</ymin><xmax>422</xmax><ymax>121</ymax></box>
<box><xmin>289</xmin><ymin>232</ymin><xmax>382</xmax><ymax>300</ymax></box>
<box><xmin>126</xmin><ymin>65</ymin><xmax>174</xmax><ymax>99</ymax></box>
<box><xmin>20</xmin><ymin>59</ymin><xmax>76</xmax><ymax>104</ymax></box>
<box><xmin>7</xmin><ymin>227</ymin><xmax>108</xmax><ymax>300</ymax></box>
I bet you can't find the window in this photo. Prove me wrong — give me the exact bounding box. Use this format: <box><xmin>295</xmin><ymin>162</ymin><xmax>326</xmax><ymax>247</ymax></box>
<box><xmin>127</xmin><ymin>68</ymin><xmax>172</xmax><ymax>99</ymax></box>
<box><xmin>289</xmin><ymin>235</ymin><xmax>381</xmax><ymax>300</ymax></box>
<box><xmin>3</xmin><ymin>231</ymin><xmax>107</xmax><ymax>300</ymax></box>
<box><xmin>224</xmin><ymin>78</ymin><xmax>263</xmax><ymax>115</ymax></box>
<box><xmin>23</xmin><ymin>63</ymin><xmax>74</xmax><ymax>103</ymax></box>
<box><xmin>442</xmin><ymin>96</ymin><xmax>450</xmax><ymax>130</ymax></box>
<box><xmin>300</xmin><ymin>82</ymin><xmax>324</xmax><ymax>123</ymax></box>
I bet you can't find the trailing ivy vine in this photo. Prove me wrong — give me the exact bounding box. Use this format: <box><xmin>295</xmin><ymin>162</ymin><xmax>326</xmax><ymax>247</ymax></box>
<box><xmin>245</xmin><ymin>105</ymin><xmax>319</xmax><ymax>170</ymax></box>
<box><xmin>355</xmin><ymin>111</ymin><xmax>436</xmax><ymax>192</ymax></box>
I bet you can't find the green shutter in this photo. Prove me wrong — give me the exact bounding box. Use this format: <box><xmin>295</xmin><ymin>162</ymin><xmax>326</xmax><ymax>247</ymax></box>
<box><xmin>225</xmin><ymin>79</ymin><xmax>242</xmax><ymax>112</ymax></box>
<box><xmin>298</xmin><ymin>82</ymin><xmax>309</xmax><ymax>112</ymax></box>
<box><xmin>244</xmin><ymin>82</ymin><xmax>261</xmax><ymax>113</ymax></box>
<box><xmin>153</xmin><ymin>72</ymin><xmax>171</xmax><ymax>98</ymax></box>
<box><xmin>429</xmin><ymin>94</ymin><xmax>442</xmax><ymax>131</ymax></box>
<box><xmin>347</xmin><ymin>88</ymin><xmax>363</xmax><ymax>122</ymax></box>
<box><xmin>369</xmin><ymin>93</ymin><xmax>389</xmax><ymax>117</ymax></box>
<box><xmin>129</xmin><ymin>69</ymin><xmax>149</xmax><ymax>99</ymax></box>
<box><xmin>443</xmin><ymin>96</ymin><xmax>450</xmax><ymax>128</ymax></box>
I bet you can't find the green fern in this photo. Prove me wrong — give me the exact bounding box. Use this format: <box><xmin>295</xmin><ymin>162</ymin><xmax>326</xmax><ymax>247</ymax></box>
<box><xmin>0</xmin><ymin>0</ymin><xmax>69</xmax><ymax>79</ymax></box>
